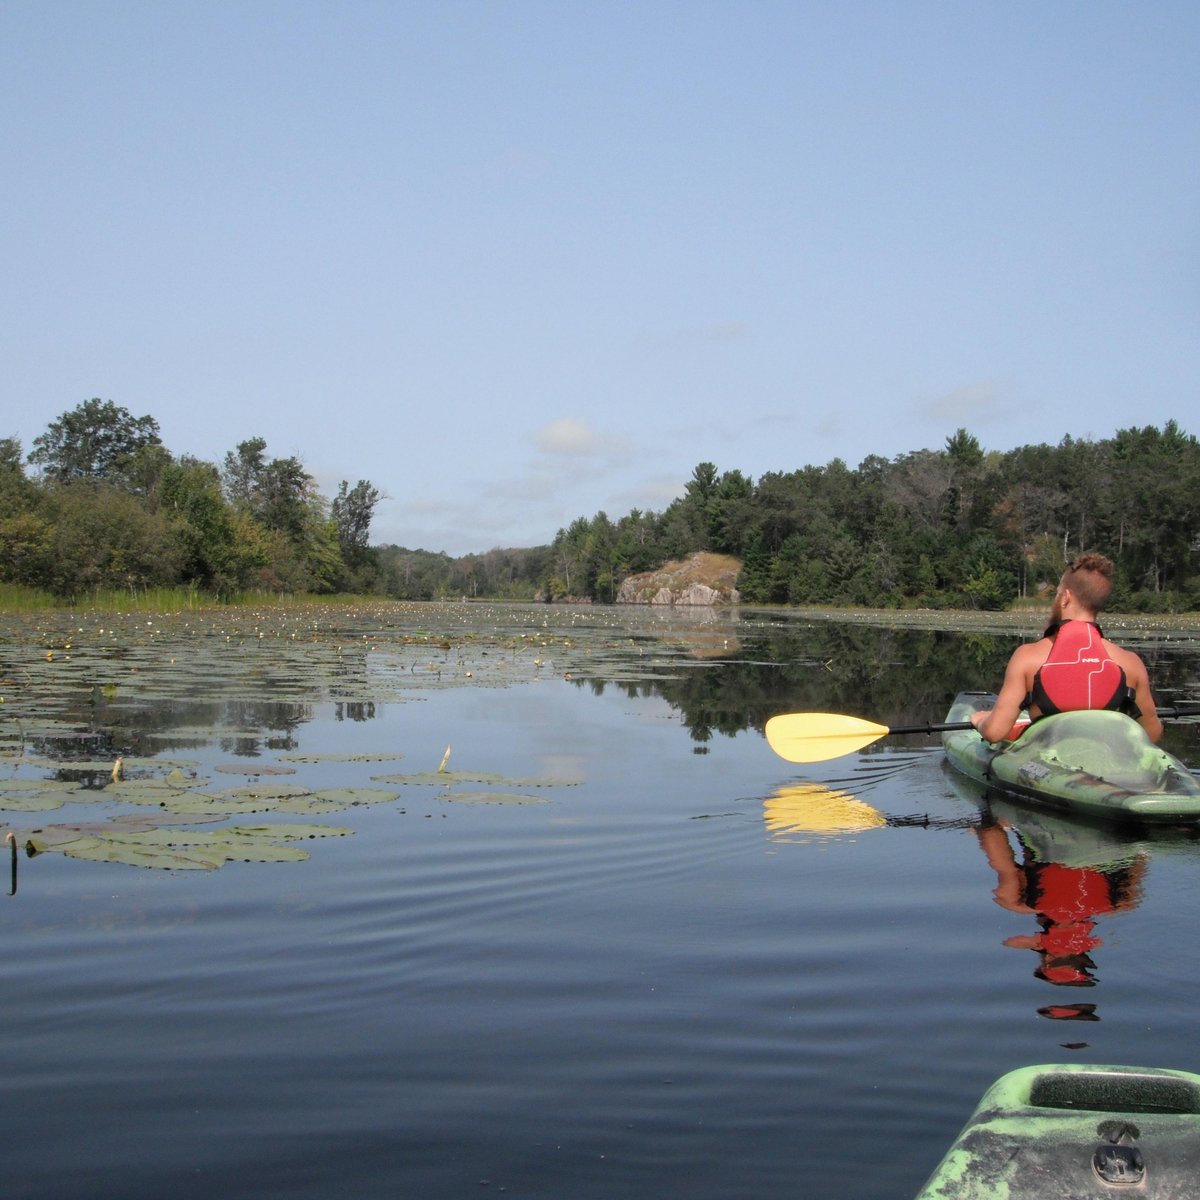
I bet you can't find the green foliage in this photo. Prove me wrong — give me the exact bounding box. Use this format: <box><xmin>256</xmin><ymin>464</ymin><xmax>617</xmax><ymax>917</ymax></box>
<box><xmin>5</xmin><ymin>411</ymin><xmax>387</xmax><ymax>601</ymax></box>
<box><xmin>332</xmin><ymin>480</ymin><xmax>382</xmax><ymax>563</ymax></box>
<box><xmin>43</xmin><ymin>483</ymin><xmax>182</xmax><ymax>597</ymax></box>
<box><xmin>4</xmin><ymin>402</ymin><xmax>1197</xmax><ymax>611</ymax></box>
<box><xmin>29</xmin><ymin>398</ymin><xmax>162</xmax><ymax>485</ymax></box>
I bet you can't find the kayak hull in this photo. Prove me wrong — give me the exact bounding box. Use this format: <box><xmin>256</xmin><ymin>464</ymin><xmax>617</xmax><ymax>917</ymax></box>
<box><xmin>916</xmin><ymin>1063</ymin><xmax>1200</xmax><ymax>1198</ymax></box>
<box><xmin>942</xmin><ymin>692</ymin><xmax>1200</xmax><ymax>824</ymax></box>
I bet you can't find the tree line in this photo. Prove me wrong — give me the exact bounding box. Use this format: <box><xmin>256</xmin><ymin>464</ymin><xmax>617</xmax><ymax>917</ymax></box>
<box><xmin>2</xmin><ymin>400</ymin><xmax>1196</xmax><ymax>611</ymax></box>
<box><xmin>534</xmin><ymin>422</ymin><xmax>1199</xmax><ymax>612</ymax></box>
<box><xmin>1</xmin><ymin>399</ymin><xmax>383</xmax><ymax>599</ymax></box>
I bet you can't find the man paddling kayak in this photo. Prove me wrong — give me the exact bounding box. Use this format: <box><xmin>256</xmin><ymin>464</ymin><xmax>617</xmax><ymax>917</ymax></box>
<box><xmin>970</xmin><ymin>553</ymin><xmax>1163</xmax><ymax>744</ymax></box>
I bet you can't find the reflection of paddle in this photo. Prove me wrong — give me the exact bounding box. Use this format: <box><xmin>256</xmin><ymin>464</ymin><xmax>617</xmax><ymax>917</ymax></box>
<box><xmin>763</xmin><ymin>784</ymin><xmax>887</xmax><ymax>836</ymax></box>
<box><xmin>765</xmin><ymin>705</ymin><xmax>1200</xmax><ymax>764</ymax></box>
<box><xmin>763</xmin><ymin>783</ymin><xmax>972</xmax><ymax>836</ymax></box>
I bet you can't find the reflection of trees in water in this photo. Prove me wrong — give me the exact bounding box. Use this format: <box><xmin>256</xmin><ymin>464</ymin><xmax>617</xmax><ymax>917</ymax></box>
<box><xmin>335</xmin><ymin>701</ymin><xmax>376</xmax><ymax>722</ymax></box>
<box><xmin>579</xmin><ymin>624</ymin><xmax>1017</xmax><ymax>744</ymax></box>
<box><xmin>39</xmin><ymin>693</ymin><xmax>315</xmax><ymax>763</ymax></box>
<box><xmin>13</xmin><ymin>607</ymin><xmax>1200</xmax><ymax>759</ymax></box>
<box><xmin>26</xmin><ymin>638</ymin><xmax>376</xmax><ymax>760</ymax></box>
<box><xmin>576</xmin><ymin>619</ymin><xmax>1200</xmax><ymax>749</ymax></box>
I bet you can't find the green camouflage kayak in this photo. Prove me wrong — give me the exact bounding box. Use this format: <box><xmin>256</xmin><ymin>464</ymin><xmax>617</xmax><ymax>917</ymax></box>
<box><xmin>916</xmin><ymin>1063</ymin><xmax>1200</xmax><ymax>1198</ymax></box>
<box><xmin>942</xmin><ymin>692</ymin><xmax>1200</xmax><ymax>824</ymax></box>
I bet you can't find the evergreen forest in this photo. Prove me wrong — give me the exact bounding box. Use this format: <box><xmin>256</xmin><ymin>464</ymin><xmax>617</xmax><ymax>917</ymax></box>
<box><xmin>2</xmin><ymin>399</ymin><xmax>1197</xmax><ymax>612</ymax></box>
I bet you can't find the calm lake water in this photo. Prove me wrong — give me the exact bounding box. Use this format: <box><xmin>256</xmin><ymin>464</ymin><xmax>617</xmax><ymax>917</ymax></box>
<box><xmin>1</xmin><ymin>602</ymin><xmax>1199</xmax><ymax>1199</ymax></box>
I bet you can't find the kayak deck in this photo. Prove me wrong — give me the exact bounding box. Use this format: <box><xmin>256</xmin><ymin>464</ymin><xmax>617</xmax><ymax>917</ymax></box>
<box><xmin>942</xmin><ymin>692</ymin><xmax>1200</xmax><ymax>824</ymax></box>
<box><xmin>916</xmin><ymin>1063</ymin><xmax>1200</xmax><ymax>1198</ymax></box>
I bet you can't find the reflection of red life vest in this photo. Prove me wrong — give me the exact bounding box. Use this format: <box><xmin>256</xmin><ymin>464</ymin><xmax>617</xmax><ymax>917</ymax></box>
<box><xmin>1027</xmin><ymin>862</ymin><xmax>1116</xmax><ymax>985</ymax></box>
<box><xmin>1029</xmin><ymin>620</ymin><xmax>1130</xmax><ymax>716</ymax></box>
<box><xmin>1030</xmin><ymin>861</ymin><xmax>1118</xmax><ymax>926</ymax></box>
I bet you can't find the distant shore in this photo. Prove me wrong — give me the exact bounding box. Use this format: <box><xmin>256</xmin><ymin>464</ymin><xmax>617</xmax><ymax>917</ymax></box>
<box><xmin>777</xmin><ymin>605</ymin><xmax>1200</xmax><ymax>643</ymax></box>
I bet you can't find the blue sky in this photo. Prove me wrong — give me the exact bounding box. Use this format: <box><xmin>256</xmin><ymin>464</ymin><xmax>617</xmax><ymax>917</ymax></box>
<box><xmin>4</xmin><ymin>1</ymin><xmax>1196</xmax><ymax>556</ymax></box>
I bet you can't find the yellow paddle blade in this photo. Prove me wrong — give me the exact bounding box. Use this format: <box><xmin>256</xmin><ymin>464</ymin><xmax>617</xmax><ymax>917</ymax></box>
<box><xmin>764</xmin><ymin>712</ymin><xmax>891</xmax><ymax>763</ymax></box>
<box><xmin>763</xmin><ymin>783</ymin><xmax>886</xmax><ymax>836</ymax></box>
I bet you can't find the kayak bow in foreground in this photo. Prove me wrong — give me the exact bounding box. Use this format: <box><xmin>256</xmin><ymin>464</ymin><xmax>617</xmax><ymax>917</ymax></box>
<box><xmin>916</xmin><ymin>1063</ymin><xmax>1200</xmax><ymax>1198</ymax></box>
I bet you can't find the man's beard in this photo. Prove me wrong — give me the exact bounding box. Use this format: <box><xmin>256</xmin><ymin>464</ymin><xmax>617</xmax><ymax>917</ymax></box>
<box><xmin>1049</xmin><ymin>592</ymin><xmax>1064</xmax><ymax>623</ymax></box>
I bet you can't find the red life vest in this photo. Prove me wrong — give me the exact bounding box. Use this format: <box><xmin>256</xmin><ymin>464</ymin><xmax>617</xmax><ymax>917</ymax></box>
<box><xmin>1028</xmin><ymin>620</ymin><xmax>1131</xmax><ymax>716</ymax></box>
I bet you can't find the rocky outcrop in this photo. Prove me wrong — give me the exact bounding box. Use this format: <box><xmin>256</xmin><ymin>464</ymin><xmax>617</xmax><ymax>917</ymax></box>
<box><xmin>616</xmin><ymin>552</ymin><xmax>742</xmax><ymax>606</ymax></box>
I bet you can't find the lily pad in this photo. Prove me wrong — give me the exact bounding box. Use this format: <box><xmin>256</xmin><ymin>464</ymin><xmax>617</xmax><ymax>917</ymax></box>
<box><xmin>272</xmin><ymin>796</ymin><xmax>352</xmax><ymax>815</ymax></box>
<box><xmin>15</xmin><ymin>819</ymin><xmax>352</xmax><ymax>872</ymax></box>
<box><xmin>276</xmin><ymin>752</ymin><xmax>406</xmax><ymax>763</ymax></box>
<box><xmin>371</xmin><ymin>770</ymin><xmax>575</xmax><ymax>788</ymax></box>
<box><xmin>310</xmin><ymin>787</ymin><xmax>402</xmax><ymax>806</ymax></box>
<box><xmin>24</xmin><ymin>827</ymin><xmax>97</xmax><ymax>852</ymax></box>
<box><xmin>64</xmin><ymin>839</ymin><xmax>224</xmax><ymax>870</ymax></box>
<box><xmin>210</xmin><ymin>783</ymin><xmax>313</xmax><ymax>800</ymax></box>
<box><xmin>213</xmin><ymin>763</ymin><xmax>298</xmax><ymax>776</ymax></box>
<box><xmin>220</xmin><ymin>843</ymin><xmax>310</xmax><ymax>864</ymax></box>
<box><xmin>226</xmin><ymin>824</ymin><xmax>352</xmax><ymax>841</ymax></box>
<box><xmin>440</xmin><ymin>792</ymin><xmax>549</xmax><ymax>805</ymax></box>
<box><xmin>106</xmin><ymin>779</ymin><xmax>194</xmax><ymax>798</ymax></box>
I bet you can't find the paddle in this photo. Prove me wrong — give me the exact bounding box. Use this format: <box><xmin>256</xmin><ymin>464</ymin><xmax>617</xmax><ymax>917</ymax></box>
<box><xmin>765</xmin><ymin>705</ymin><xmax>1200</xmax><ymax>764</ymax></box>
<box><xmin>764</xmin><ymin>713</ymin><xmax>972</xmax><ymax>763</ymax></box>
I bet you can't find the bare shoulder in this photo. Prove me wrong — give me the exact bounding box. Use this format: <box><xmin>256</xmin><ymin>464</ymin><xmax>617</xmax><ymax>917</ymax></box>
<box><xmin>1010</xmin><ymin>638</ymin><xmax>1050</xmax><ymax>670</ymax></box>
<box><xmin>1004</xmin><ymin>638</ymin><xmax>1050</xmax><ymax>686</ymax></box>
<box><xmin>1105</xmin><ymin>640</ymin><xmax>1150</xmax><ymax>681</ymax></box>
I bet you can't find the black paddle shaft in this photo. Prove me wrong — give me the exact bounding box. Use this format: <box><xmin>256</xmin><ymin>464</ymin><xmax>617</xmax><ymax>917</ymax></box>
<box><xmin>887</xmin><ymin>704</ymin><xmax>1199</xmax><ymax>740</ymax></box>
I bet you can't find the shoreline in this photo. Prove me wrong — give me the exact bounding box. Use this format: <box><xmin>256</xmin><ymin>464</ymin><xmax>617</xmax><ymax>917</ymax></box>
<box><xmin>750</xmin><ymin>604</ymin><xmax>1200</xmax><ymax>643</ymax></box>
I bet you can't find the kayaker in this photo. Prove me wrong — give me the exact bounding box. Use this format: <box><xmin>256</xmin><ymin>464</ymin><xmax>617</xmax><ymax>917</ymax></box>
<box><xmin>970</xmin><ymin>553</ymin><xmax>1163</xmax><ymax>743</ymax></box>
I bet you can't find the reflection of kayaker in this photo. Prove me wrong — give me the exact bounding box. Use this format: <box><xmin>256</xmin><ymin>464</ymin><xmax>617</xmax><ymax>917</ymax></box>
<box><xmin>975</xmin><ymin>811</ymin><xmax>1146</xmax><ymax>1015</ymax></box>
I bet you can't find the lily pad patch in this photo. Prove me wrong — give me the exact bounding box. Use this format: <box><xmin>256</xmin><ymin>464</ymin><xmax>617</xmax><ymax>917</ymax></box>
<box><xmin>213</xmin><ymin>763</ymin><xmax>298</xmax><ymax>776</ymax></box>
<box><xmin>276</xmin><ymin>752</ymin><xmax>406</xmax><ymax>763</ymax></box>
<box><xmin>16</xmin><ymin>820</ymin><xmax>352</xmax><ymax>871</ymax></box>
<box><xmin>371</xmin><ymin>770</ymin><xmax>578</xmax><ymax>788</ymax></box>
<box><xmin>439</xmin><ymin>792</ymin><xmax>548</xmax><ymax>805</ymax></box>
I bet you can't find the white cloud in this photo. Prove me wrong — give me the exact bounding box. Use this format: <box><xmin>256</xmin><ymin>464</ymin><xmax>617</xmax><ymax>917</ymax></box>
<box><xmin>532</xmin><ymin>417</ymin><xmax>630</xmax><ymax>458</ymax></box>
<box><xmin>917</xmin><ymin>382</ymin><xmax>1000</xmax><ymax>423</ymax></box>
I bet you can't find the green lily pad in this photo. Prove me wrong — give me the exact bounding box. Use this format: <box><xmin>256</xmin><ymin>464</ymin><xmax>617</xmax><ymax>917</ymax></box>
<box><xmin>210</xmin><ymin>782</ymin><xmax>313</xmax><ymax>800</ymax></box>
<box><xmin>440</xmin><ymin>792</ymin><xmax>549</xmax><ymax>805</ymax></box>
<box><xmin>15</xmin><ymin>819</ymin><xmax>351</xmax><ymax>872</ymax></box>
<box><xmin>272</xmin><ymin>796</ymin><xmax>352</xmax><ymax>815</ymax></box>
<box><xmin>64</xmin><ymin>839</ymin><xmax>224</xmax><ymax>870</ymax></box>
<box><xmin>213</xmin><ymin>763</ymin><xmax>297</xmax><ymax>776</ymax></box>
<box><xmin>151</xmin><ymin>793</ymin><xmax>265</xmax><ymax>814</ymax></box>
<box><xmin>310</xmin><ymin>787</ymin><xmax>402</xmax><ymax>806</ymax></box>
<box><xmin>106</xmin><ymin>779</ymin><xmax>193</xmax><ymax>798</ymax></box>
<box><xmin>222</xmin><ymin>843</ymin><xmax>311</xmax><ymax>863</ymax></box>
<box><xmin>0</xmin><ymin>796</ymin><xmax>67</xmax><ymax>811</ymax></box>
<box><xmin>19</xmin><ymin>759</ymin><xmax>126</xmax><ymax>773</ymax></box>
<box><xmin>0</xmin><ymin>778</ymin><xmax>82</xmax><ymax>793</ymax></box>
<box><xmin>276</xmin><ymin>752</ymin><xmax>406</xmax><ymax>763</ymax></box>
<box><xmin>226</xmin><ymin>824</ymin><xmax>352</xmax><ymax>841</ymax></box>
<box><xmin>371</xmin><ymin>770</ymin><xmax>577</xmax><ymax>788</ymax></box>
<box><xmin>24</xmin><ymin>827</ymin><xmax>96</xmax><ymax>852</ymax></box>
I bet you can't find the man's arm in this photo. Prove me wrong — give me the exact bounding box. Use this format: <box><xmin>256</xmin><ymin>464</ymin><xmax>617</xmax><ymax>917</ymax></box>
<box><xmin>971</xmin><ymin>644</ymin><xmax>1039</xmax><ymax>743</ymax></box>
<box><xmin>1115</xmin><ymin>647</ymin><xmax>1163</xmax><ymax>742</ymax></box>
